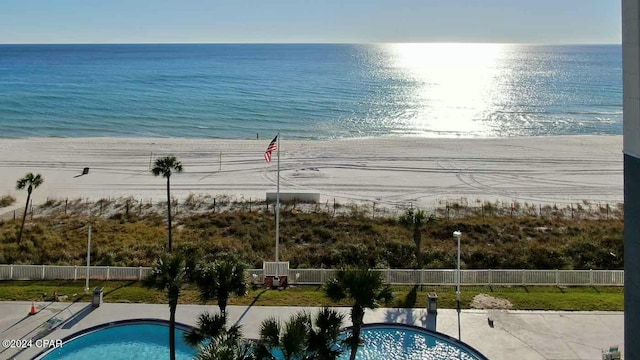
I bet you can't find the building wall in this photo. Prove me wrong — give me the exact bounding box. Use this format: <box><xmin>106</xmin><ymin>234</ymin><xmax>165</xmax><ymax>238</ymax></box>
<box><xmin>623</xmin><ymin>0</ymin><xmax>640</xmax><ymax>358</ymax></box>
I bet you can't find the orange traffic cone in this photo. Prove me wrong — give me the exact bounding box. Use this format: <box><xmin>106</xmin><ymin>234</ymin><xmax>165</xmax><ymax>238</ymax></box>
<box><xmin>29</xmin><ymin>302</ymin><xmax>37</xmax><ymax>315</ymax></box>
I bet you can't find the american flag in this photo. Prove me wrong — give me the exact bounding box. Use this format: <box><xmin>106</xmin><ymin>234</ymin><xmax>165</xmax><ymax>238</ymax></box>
<box><xmin>264</xmin><ymin>135</ymin><xmax>278</xmax><ymax>163</ymax></box>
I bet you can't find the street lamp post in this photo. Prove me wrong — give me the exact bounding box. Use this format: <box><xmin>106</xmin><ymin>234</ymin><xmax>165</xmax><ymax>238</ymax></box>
<box><xmin>453</xmin><ymin>230</ymin><xmax>462</xmax><ymax>341</ymax></box>
<box><xmin>85</xmin><ymin>225</ymin><xmax>92</xmax><ymax>293</ymax></box>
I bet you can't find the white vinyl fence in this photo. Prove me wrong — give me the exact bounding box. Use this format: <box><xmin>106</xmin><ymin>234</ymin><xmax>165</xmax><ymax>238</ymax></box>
<box><xmin>0</xmin><ymin>265</ymin><xmax>624</xmax><ymax>286</ymax></box>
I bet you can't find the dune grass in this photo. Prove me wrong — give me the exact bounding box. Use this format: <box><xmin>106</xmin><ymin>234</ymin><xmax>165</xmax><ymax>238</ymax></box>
<box><xmin>0</xmin><ymin>199</ymin><xmax>625</xmax><ymax>312</ymax></box>
<box><xmin>0</xmin><ymin>281</ymin><xmax>623</xmax><ymax>311</ymax></box>
<box><xmin>0</xmin><ymin>206</ymin><xmax>624</xmax><ymax>270</ymax></box>
<box><xmin>0</xmin><ymin>195</ymin><xmax>15</xmax><ymax>208</ymax></box>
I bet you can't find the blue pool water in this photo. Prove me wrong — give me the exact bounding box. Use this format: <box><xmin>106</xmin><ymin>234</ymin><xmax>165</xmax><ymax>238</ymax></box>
<box><xmin>38</xmin><ymin>323</ymin><xmax>196</xmax><ymax>360</ymax></box>
<box><xmin>352</xmin><ymin>325</ymin><xmax>484</xmax><ymax>360</ymax></box>
<box><xmin>272</xmin><ymin>324</ymin><xmax>485</xmax><ymax>360</ymax></box>
<box><xmin>37</xmin><ymin>322</ymin><xmax>485</xmax><ymax>360</ymax></box>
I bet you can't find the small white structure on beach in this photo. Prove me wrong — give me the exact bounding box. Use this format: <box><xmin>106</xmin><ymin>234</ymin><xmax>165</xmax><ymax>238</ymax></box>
<box><xmin>266</xmin><ymin>190</ymin><xmax>320</xmax><ymax>203</ymax></box>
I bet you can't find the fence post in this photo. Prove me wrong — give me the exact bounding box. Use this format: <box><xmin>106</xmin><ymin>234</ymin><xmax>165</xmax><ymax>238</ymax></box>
<box><xmin>555</xmin><ymin>269</ymin><xmax>559</xmax><ymax>286</ymax></box>
<box><xmin>488</xmin><ymin>269</ymin><xmax>492</xmax><ymax>287</ymax></box>
<box><xmin>74</xmin><ymin>265</ymin><xmax>78</xmax><ymax>281</ymax></box>
<box><xmin>333</xmin><ymin>198</ymin><xmax>336</xmax><ymax>217</ymax></box>
<box><xmin>139</xmin><ymin>266</ymin><xmax>143</xmax><ymax>281</ymax></box>
<box><xmin>107</xmin><ymin>266</ymin><xmax>110</xmax><ymax>281</ymax></box>
<box><xmin>10</xmin><ymin>264</ymin><xmax>13</xmax><ymax>280</ymax></box>
<box><xmin>320</xmin><ymin>269</ymin><xmax>325</xmax><ymax>284</ymax></box>
<box><xmin>589</xmin><ymin>269</ymin><xmax>593</xmax><ymax>286</ymax></box>
<box><xmin>387</xmin><ymin>268</ymin><xmax>391</xmax><ymax>284</ymax></box>
<box><xmin>521</xmin><ymin>269</ymin><xmax>525</xmax><ymax>286</ymax></box>
<box><xmin>42</xmin><ymin>265</ymin><xmax>46</xmax><ymax>280</ymax></box>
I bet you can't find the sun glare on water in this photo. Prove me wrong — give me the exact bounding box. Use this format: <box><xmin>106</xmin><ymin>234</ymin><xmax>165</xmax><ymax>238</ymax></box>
<box><xmin>384</xmin><ymin>43</ymin><xmax>510</xmax><ymax>137</ymax></box>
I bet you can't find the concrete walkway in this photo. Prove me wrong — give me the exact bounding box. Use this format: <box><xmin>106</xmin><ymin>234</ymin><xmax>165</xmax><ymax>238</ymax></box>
<box><xmin>0</xmin><ymin>301</ymin><xmax>624</xmax><ymax>360</ymax></box>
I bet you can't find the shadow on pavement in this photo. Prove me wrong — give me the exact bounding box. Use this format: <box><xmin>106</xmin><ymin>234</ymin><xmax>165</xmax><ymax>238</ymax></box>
<box><xmin>62</xmin><ymin>304</ymin><xmax>95</xmax><ymax>329</ymax></box>
<box><xmin>235</xmin><ymin>289</ymin><xmax>268</xmax><ymax>326</ymax></box>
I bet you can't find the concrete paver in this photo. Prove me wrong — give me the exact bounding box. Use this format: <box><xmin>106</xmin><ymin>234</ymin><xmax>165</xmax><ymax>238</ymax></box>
<box><xmin>0</xmin><ymin>302</ymin><xmax>624</xmax><ymax>360</ymax></box>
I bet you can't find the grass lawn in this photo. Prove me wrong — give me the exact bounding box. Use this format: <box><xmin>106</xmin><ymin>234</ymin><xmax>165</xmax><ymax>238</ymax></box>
<box><xmin>0</xmin><ymin>281</ymin><xmax>624</xmax><ymax>311</ymax></box>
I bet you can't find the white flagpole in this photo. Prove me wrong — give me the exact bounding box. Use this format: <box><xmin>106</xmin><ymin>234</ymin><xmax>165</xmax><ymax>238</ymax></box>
<box><xmin>275</xmin><ymin>131</ymin><xmax>280</xmax><ymax>267</ymax></box>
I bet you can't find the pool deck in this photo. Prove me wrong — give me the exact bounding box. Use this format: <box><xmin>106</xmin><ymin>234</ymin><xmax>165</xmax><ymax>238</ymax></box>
<box><xmin>0</xmin><ymin>301</ymin><xmax>623</xmax><ymax>360</ymax></box>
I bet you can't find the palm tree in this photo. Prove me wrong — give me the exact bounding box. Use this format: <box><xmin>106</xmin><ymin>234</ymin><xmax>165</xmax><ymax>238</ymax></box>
<box><xmin>15</xmin><ymin>173</ymin><xmax>44</xmax><ymax>244</ymax></box>
<box><xmin>192</xmin><ymin>259</ymin><xmax>247</xmax><ymax>316</ymax></box>
<box><xmin>256</xmin><ymin>308</ymin><xmax>345</xmax><ymax>360</ymax></box>
<box><xmin>325</xmin><ymin>268</ymin><xmax>393</xmax><ymax>360</ymax></box>
<box><xmin>151</xmin><ymin>156</ymin><xmax>183</xmax><ymax>252</ymax></box>
<box><xmin>145</xmin><ymin>253</ymin><xmax>188</xmax><ymax>360</ymax></box>
<box><xmin>254</xmin><ymin>317</ymin><xmax>279</xmax><ymax>360</ymax></box>
<box><xmin>195</xmin><ymin>340</ymin><xmax>256</xmax><ymax>360</ymax></box>
<box><xmin>399</xmin><ymin>208</ymin><xmax>434</xmax><ymax>269</ymax></box>
<box><xmin>306</xmin><ymin>307</ymin><xmax>345</xmax><ymax>360</ymax></box>
<box><xmin>258</xmin><ymin>312</ymin><xmax>310</xmax><ymax>360</ymax></box>
<box><xmin>185</xmin><ymin>312</ymin><xmax>255</xmax><ymax>360</ymax></box>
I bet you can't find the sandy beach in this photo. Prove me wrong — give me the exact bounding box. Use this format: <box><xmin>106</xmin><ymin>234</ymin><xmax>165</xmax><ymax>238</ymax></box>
<box><xmin>0</xmin><ymin>135</ymin><xmax>623</xmax><ymax>212</ymax></box>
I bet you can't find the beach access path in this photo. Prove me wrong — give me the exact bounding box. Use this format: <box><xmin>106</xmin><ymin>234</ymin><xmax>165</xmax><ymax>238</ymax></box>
<box><xmin>0</xmin><ymin>301</ymin><xmax>624</xmax><ymax>360</ymax></box>
<box><xmin>0</xmin><ymin>136</ymin><xmax>623</xmax><ymax>211</ymax></box>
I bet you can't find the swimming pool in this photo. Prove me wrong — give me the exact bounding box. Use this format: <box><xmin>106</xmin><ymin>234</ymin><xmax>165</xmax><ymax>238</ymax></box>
<box><xmin>270</xmin><ymin>323</ymin><xmax>487</xmax><ymax>360</ymax></box>
<box><xmin>351</xmin><ymin>323</ymin><xmax>487</xmax><ymax>360</ymax></box>
<box><xmin>36</xmin><ymin>320</ymin><xmax>196</xmax><ymax>360</ymax></box>
<box><xmin>35</xmin><ymin>321</ymin><xmax>487</xmax><ymax>360</ymax></box>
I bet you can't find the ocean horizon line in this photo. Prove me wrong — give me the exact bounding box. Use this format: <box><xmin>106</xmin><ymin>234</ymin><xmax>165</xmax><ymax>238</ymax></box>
<box><xmin>0</xmin><ymin>134</ymin><xmax>622</xmax><ymax>142</ymax></box>
<box><xmin>0</xmin><ymin>42</ymin><xmax>623</xmax><ymax>46</ymax></box>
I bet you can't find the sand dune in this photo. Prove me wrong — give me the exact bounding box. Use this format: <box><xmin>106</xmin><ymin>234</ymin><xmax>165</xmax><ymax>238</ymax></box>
<box><xmin>0</xmin><ymin>136</ymin><xmax>623</xmax><ymax>211</ymax></box>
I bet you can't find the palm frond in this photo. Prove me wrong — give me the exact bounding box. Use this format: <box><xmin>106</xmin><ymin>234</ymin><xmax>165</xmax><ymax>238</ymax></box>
<box><xmin>186</xmin><ymin>311</ymin><xmax>228</xmax><ymax>346</ymax></box>
<box><xmin>193</xmin><ymin>259</ymin><xmax>248</xmax><ymax>313</ymax></box>
<box><xmin>16</xmin><ymin>172</ymin><xmax>44</xmax><ymax>190</ymax></box>
<box><xmin>314</xmin><ymin>307</ymin><xmax>344</xmax><ymax>339</ymax></box>
<box><xmin>252</xmin><ymin>343</ymin><xmax>276</xmax><ymax>360</ymax></box>
<box><xmin>259</xmin><ymin>317</ymin><xmax>281</xmax><ymax>347</ymax></box>
<box><xmin>307</xmin><ymin>307</ymin><xmax>345</xmax><ymax>360</ymax></box>
<box><xmin>151</xmin><ymin>156</ymin><xmax>184</xmax><ymax>178</ymax></box>
<box><xmin>144</xmin><ymin>253</ymin><xmax>188</xmax><ymax>293</ymax></box>
<box><xmin>227</xmin><ymin>323</ymin><xmax>245</xmax><ymax>343</ymax></box>
<box><xmin>32</xmin><ymin>174</ymin><xmax>44</xmax><ymax>187</ymax></box>
<box><xmin>281</xmin><ymin>312</ymin><xmax>311</xmax><ymax>360</ymax></box>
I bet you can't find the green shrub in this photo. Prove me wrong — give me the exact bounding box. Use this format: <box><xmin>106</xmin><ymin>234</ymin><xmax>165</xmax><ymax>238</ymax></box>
<box><xmin>0</xmin><ymin>195</ymin><xmax>15</xmax><ymax>208</ymax></box>
<box><xmin>0</xmin><ymin>206</ymin><xmax>624</xmax><ymax>270</ymax></box>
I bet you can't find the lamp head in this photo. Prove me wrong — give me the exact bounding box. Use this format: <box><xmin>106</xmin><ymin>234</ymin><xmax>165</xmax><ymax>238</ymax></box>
<box><xmin>453</xmin><ymin>230</ymin><xmax>462</xmax><ymax>238</ymax></box>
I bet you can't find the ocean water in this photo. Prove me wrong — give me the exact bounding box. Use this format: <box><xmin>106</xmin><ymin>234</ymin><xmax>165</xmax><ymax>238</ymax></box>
<box><xmin>0</xmin><ymin>43</ymin><xmax>622</xmax><ymax>139</ymax></box>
